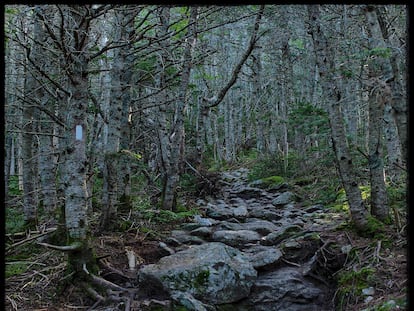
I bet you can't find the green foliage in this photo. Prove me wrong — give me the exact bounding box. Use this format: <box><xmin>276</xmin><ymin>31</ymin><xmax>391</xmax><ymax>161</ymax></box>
<box><xmin>261</xmin><ymin>175</ymin><xmax>284</xmax><ymax>186</ymax></box>
<box><xmin>170</xmin><ymin>7</ymin><xmax>190</xmax><ymax>40</ymax></box>
<box><xmin>180</xmin><ymin>173</ymin><xmax>198</xmax><ymax>194</ymax></box>
<box><xmin>288</xmin><ymin>102</ymin><xmax>330</xmax><ymax>137</ymax></box>
<box><xmin>365</xmin><ymin>47</ymin><xmax>392</xmax><ymax>58</ymax></box>
<box><xmin>361</xmin><ymin>297</ymin><xmax>407</xmax><ymax>311</ymax></box>
<box><xmin>247</xmin><ymin>152</ymin><xmax>299</xmax><ymax>181</ymax></box>
<box><xmin>195</xmin><ymin>269</ymin><xmax>210</xmax><ymax>286</ymax></box>
<box><xmin>358</xmin><ymin>216</ymin><xmax>385</xmax><ymax>238</ymax></box>
<box><xmin>121</xmin><ymin>149</ymin><xmax>142</xmax><ymax>161</ymax></box>
<box><xmin>8</xmin><ymin>175</ymin><xmax>22</xmax><ymax>196</ymax></box>
<box><xmin>6</xmin><ymin>207</ymin><xmax>26</xmax><ymax>234</ymax></box>
<box><xmin>336</xmin><ymin>266</ymin><xmax>376</xmax><ymax>309</ymax></box>
<box><xmin>5</xmin><ymin>262</ymin><xmax>29</xmax><ymax>278</ymax></box>
<box><xmin>132</xmin><ymin>196</ymin><xmax>198</xmax><ymax>224</ymax></box>
<box><xmin>331</xmin><ymin>185</ymin><xmax>371</xmax><ymax>213</ymax></box>
<box><xmin>386</xmin><ymin>183</ymin><xmax>406</xmax><ymax>211</ymax></box>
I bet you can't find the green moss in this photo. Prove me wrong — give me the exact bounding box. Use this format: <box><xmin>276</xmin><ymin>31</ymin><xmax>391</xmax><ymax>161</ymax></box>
<box><xmin>355</xmin><ymin>215</ymin><xmax>385</xmax><ymax>238</ymax></box>
<box><xmin>261</xmin><ymin>175</ymin><xmax>284</xmax><ymax>187</ymax></box>
<box><xmin>195</xmin><ymin>269</ymin><xmax>210</xmax><ymax>287</ymax></box>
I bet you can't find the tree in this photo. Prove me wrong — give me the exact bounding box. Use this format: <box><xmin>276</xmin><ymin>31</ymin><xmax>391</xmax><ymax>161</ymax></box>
<box><xmin>198</xmin><ymin>5</ymin><xmax>265</xmax><ymax>165</ymax></box>
<box><xmin>363</xmin><ymin>5</ymin><xmax>393</xmax><ymax>222</ymax></box>
<box><xmin>307</xmin><ymin>5</ymin><xmax>370</xmax><ymax>232</ymax></box>
<box><xmin>99</xmin><ymin>6</ymin><xmax>137</xmax><ymax>229</ymax></box>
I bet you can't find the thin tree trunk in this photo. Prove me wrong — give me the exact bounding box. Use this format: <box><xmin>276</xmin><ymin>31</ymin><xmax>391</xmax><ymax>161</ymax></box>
<box><xmin>367</xmin><ymin>79</ymin><xmax>390</xmax><ymax>222</ymax></box>
<box><xmin>307</xmin><ymin>5</ymin><xmax>370</xmax><ymax>231</ymax></box>
<box><xmin>375</xmin><ymin>5</ymin><xmax>407</xmax><ymax>164</ymax></box>
<box><xmin>364</xmin><ymin>5</ymin><xmax>393</xmax><ymax>222</ymax></box>
<box><xmin>22</xmin><ymin>14</ymin><xmax>39</xmax><ymax>227</ymax></box>
<box><xmin>383</xmin><ymin>101</ymin><xmax>403</xmax><ymax>181</ymax></box>
<box><xmin>161</xmin><ymin>6</ymin><xmax>198</xmax><ymax>211</ymax></box>
<box><xmin>34</xmin><ymin>6</ymin><xmax>57</xmax><ymax>217</ymax></box>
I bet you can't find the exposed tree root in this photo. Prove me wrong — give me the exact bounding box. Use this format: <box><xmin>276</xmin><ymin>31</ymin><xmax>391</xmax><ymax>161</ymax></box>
<box><xmin>37</xmin><ymin>241</ymin><xmax>82</xmax><ymax>251</ymax></box>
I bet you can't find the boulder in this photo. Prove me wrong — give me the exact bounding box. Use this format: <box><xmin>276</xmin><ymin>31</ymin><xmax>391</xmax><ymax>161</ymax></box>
<box><xmin>261</xmin><ymin>225</ymin><xmax>302</xmax><ymax>246</ymax></box>
<box><xmin>205</xmin><ymin>204</ymin><xmax>234</xmax><ymax>220</ymax></box>
<box><xmin>138</xmin><ymin>242</ymin><xmax>257</xmax><ymax>305</ymax></box>
<box><xmin>234</xmin><ymin>267</ymin><xmax>333</xmax><ymax>311</ymax></box>
<box><xmin>211</xmin><ymin>230</ymin><xmax>261</xmax><ymax>247</ymax></box>
<box><xmin>272</xmin><ymin>191</ymin><xmax>297</xmax><ymax>206</ymax></box>
<box><xmin>245</xmin><ymin>247</ymin><xmax>283</xmax><ymax>270</ymax></box>
<box><xmin>241</xmin><ymin>219</ymin><xmax>278</xmax><ymax>235</ymax></box>
<box><xmin>233</xmin><ymin>205</ymin><xmax>249</xmax><ymax>218</ymax></box>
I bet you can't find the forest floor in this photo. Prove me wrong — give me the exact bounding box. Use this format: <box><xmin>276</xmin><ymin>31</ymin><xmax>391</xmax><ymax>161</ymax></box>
<box><xmin>5</xmin><ymin>173</ymin><xmax>408</xmax><ymax>311</ymax></box>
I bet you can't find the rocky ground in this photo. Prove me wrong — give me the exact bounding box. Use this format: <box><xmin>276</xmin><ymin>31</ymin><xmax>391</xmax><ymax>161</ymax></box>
<box><xmin>5</xmin><ymin>168</ymin><xmax>408</xmax><ymax>310</ymax></box>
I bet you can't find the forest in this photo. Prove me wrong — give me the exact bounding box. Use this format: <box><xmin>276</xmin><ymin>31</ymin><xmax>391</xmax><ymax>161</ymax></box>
<box><xmin>4</xmin><ymin>4</ymin><xmax>407</xmax><ymax>311</ymax></box>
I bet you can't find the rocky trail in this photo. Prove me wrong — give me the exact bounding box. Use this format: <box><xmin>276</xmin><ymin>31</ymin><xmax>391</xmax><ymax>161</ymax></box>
<box><xmin>135</xmin><ymin>168</ymin><xmax>350</xmax><ymax>311</ymax></box>
<box><xmin>6</xmin><ymin>168</ymin><xmax>406</xmax><ymax>311</ymax></box>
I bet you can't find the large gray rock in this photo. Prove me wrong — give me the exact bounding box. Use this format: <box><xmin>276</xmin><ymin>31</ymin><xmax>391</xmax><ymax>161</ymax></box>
<box><xmin>236</xmin><ymin>267</ymin><xmax>333</xmax><ymax>311</ymax></box>
<box><xmin>211</xmin><ymin>230</ymin><xmax>261</xmax><ymax>247</ymax></box>
<box><xmin>245</xmin><ymin>247</ymin><xmax>283</xmax><ymax>270</ymax></box>
<box><xmin>205</xmin><ymin>203</ymin><xmax>234</xmax><ymax>220</ymax></box>
<box><xmin>248</xmin><ymin>207</ymin><xmax>282</xmax><ymax>221</ymax></box>
<box><xmin>261</xmin><ymin>225</ymin><xmax>302</xmax><ymax>246</ymax></box>
<box><xmin>233</xmin><ymin>205</ymin><xmax>249</xmax><ymax>218</ymax></box>
<box><xmin>241</xmin><ymin>219</ymin><xmax>278</xmax><ymax>235</ymax></box>
<box><xmin>272</xmin><ymin>191</ymin><xmax>297</xmax><ymax>206</ymax></box>
<box><xmin>138</xmin><ymin>242</ymin><xmax>257</xmax><ymax>305</ymax></box>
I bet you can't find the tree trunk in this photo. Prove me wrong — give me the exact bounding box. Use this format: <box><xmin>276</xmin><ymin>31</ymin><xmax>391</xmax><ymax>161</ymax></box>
<box><xmin>374</xmin><ymin>5</ymin><xmax>407</xmax><ymax>164</ymax></box>
<box><xmin>383</xmin><ymin>101</ymin><xmax>403</xmax><ymax>181</ymax></box>
<box><xmin>58</xmin><ymin>5</ymin><xmax>92</xmax><ymax>245</ymax></box>
<box><xmin>100</xmin><ymin>7</ymin><xmax>135</xmax><ymax>229</ymax></box>
<box><xmin>34</xmin><ymin>6</ymin><xmax>58</xmax><ymax>217</ymax></box>
<box><xmin>22</xmin><ymin>13</ymin><xmax>39</xmax><ymax>227</ymax></box>
<box><xmin>252</xmin><ymin>53</ymin><xmax>265</xmax><ymax>155</ymax></box>
<box><xmin>157</xmin><ymin>7</ymin><xmax>198</xmax><ymax>211</ymax></box>
<box><xmin>307</xmin><ymin>5</ymin><xmax>370</xmax><ymax>232</ymax></box>
<box><xmin>367</xmin><ymin>79</ymin><xmax>390</xmax><ymax>222</ymax></box>
<box><xmin>364</xmin><ymin>5</ymin><xmax>392</xmax><ymax>222</ymax></box>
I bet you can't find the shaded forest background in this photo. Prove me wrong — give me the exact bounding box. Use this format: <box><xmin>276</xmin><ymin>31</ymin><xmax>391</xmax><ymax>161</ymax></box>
<box><xmin>4</xmin><ymin>4</ymin><xmax>407</xmax><ymax>311</ymax></box>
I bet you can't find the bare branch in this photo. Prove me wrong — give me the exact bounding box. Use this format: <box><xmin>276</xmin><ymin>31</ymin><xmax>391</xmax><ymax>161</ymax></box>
<box><xmin>207</xmin><ymin>5</ymin><xmax>265</xmax><ymax>108</ymax></box>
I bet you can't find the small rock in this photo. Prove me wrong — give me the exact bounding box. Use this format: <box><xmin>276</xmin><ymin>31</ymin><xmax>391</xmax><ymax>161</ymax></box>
<box><xmin>362</xmin><ymin>287</ymin><xmax>375</xmax><ymax>296</ymax></box>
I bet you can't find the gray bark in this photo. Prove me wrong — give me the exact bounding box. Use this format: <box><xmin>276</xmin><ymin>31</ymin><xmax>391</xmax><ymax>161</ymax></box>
<box><xmin>59</xmin><ymin>5</ymin><xmax>92</xmax><ymax>240</ymax></box>
<box><xmin>374</xmin><ymin>5</ymin><xmax>407</xmax><ymax>164</ymax></box>
<box><xmin>100</xmin><ymin>7</ymin><xmax>134</xmax><ymax>228</ymax></box>
<box><xmin>364</xmin><ymin>5</ymin><xmax>392</xmax><ymax>222</ymax></box>
<box><xmin>383</xmin><ymin>102</ymin><xmax>403</xmax><ymax>181</ymax></box>
<box><xmin>307</xmin><ymin>5</ymin><xmax>370</xmax><ymax>231</ymax></box>
<box><xmin>252</xmin><ymin>53</ymin><xmax>265</xmax><ymax>155</ymax></box>
<box><xmin>367</xmin><ymin>79</ymin><xmax>390</xmax><ymax>222</ymax></box>
<box><xmin>22</xmin><ymin>11</ymin><xmax>39</xmax><ymax>226</ymax></box>
<box><xmin>34</xmin><ymin>6</ymin><xmax>58</xmax><ymax>216</ymax></box>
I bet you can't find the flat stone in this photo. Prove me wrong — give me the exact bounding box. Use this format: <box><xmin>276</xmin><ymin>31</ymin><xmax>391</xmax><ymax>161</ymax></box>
<box><xmin>212</xmin><ymin>230</ymin><xmax>261</xmax><ymax>247</ymax></box>
<box><xmin>261</xmin><ymin>225</ymin><xmax>302</xmax><ymax>246</ymax></box>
